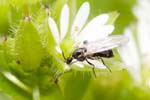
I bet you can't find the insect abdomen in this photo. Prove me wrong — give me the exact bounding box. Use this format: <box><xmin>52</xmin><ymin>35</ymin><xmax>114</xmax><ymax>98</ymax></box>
<box><xmin>92</xmin><ymin>50</ymin><xmax>114</xmax><ymax>58</ymax></box>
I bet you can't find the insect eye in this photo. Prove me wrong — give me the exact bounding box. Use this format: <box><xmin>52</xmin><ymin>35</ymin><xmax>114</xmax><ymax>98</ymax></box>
<box><xmin>72</xmin><ymin>51</ymin><xmax>82</xmax><ymax>58</ymax></box>
<box><xmin>76</xmin><ymin>52</ymin><xmax>82</xmax><ymax>56</ymax></box>
<box><xmin>83</xmin><ymin>40</ymin><xmax>88</xmax><ymax>44</ymax></box>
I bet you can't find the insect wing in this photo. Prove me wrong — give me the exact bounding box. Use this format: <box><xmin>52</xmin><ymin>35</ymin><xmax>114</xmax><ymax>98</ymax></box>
<box><xmin>81</xmin><ymin>35</ymin><xmax>129</xmax><ymax>54</ymax></box>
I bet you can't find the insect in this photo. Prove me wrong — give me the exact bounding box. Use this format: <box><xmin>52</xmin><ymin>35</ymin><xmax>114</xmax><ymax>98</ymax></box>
<box><xmin>63</xmin><ymin>35</ymin><xmax>128</xmax><ymax>77</ymax></box>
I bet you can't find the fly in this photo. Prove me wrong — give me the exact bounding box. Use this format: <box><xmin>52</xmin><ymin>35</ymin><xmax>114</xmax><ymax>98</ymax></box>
<box><xmin>63</xmin><ymin>35</ymin><xmax>128</xmax><ymax>77</ymax></box>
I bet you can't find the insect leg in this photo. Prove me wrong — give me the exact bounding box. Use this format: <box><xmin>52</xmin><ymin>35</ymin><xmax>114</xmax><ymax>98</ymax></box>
<box><xmin>85</xmin><ymin>59</ymin><xmax>96</xmax><ymax>78</ymax></box>
<box><xmin>100</xmin><ymin>58</ymin><xmax>112</xmax><ymax>73</ymax></box>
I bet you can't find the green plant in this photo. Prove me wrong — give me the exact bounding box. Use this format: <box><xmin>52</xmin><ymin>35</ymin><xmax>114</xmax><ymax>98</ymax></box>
<box><xmin>0</xmin><ymin>0</ymin><xmax>150</xmax><ymax>100</ymax></box>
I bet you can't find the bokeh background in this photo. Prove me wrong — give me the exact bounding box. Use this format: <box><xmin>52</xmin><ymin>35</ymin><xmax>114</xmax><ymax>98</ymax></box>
<box><xmin>1</xmin><ymin>0</ymin><xmax>150</xmax><ymax>100</ymax></box>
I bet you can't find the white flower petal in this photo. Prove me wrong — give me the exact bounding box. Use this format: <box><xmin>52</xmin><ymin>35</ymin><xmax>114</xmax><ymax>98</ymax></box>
<box><xmin>77</xmin><ymin>25</ymin><xmax>114</xmax><ymax>42</ymax></box>
<box><xmin>64</xmin><ymin>63</ymin><xmax>71</xmax><ymax>70</ymax></box>
<box><xmin>146</xmin><ymin>78</ymin><xmax>150</xmax><ymax>87</ymax></box>
<box><xmin>87</xmin><ymin>14</ymin><xmax>109</xmax><ymax>26</ymax></box>
<box><xmin>71</xmin><ymin>2</ymin><xmax>90</xmax><ymax>37</ymax></box>
<box><xmin>118</xmin><ymin>28</ymin><xmax>141</xmax><ymax>82</ymax></box>
<box><xmin>74</xmin><ymin>62</ymin><xmax>84</xmax><ymax>68</ymax></box>
<box><xmin>84</xmin><ymin>59</ymin><xmax>106</xmax><ymax>69</ymax></box>
<box><xmin>55</xmin><ymin>46</ymin><xmax>62</xmax><ymax>54</ymax></box>
<box><xmin>60</xmin><ymin>4</ymin><xmax>69</xmax><ymax>40</ymax></box>
<box><xmin>48</xmin><ymin>17</ymin><xmax>60</xmax><ymax>44</ymax></box>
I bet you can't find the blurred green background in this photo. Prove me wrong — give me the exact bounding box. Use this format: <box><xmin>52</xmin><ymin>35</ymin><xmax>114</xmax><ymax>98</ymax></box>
<box><xmin>1</xmin><ymin>0</ymin><xmax>150</xmax><ymax>100</ymax></box>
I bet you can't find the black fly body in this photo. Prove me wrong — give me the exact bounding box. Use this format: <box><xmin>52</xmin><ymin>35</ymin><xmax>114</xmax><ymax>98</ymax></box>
<box><xmin>63</xmin><ymin>35</ymin><xmax>128</xmax><ymax>77</ymax></box>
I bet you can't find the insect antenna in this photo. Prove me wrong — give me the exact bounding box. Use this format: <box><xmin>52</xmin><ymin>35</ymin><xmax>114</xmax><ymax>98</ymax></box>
<box><xmin>100</xmin><ymin>58</ymin><xmax>112</xmax><ymax>73</ymax></box>
<box><xmin>62</xmin><ymin>51</ymin><xmax>66</xmax><ymax>60</ymax></box>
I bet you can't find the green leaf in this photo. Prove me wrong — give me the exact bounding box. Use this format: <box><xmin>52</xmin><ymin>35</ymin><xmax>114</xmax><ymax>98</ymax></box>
<box><xmin>35</xmin><ymin>7</ymin><xmax>56</xmax><ymax>54</ymax></box>
<box><xmin>107</xmin><ymin>11</ymin><xmax>120</xmax><ymax>25</ymax></box>
<box><xmin>0</xmin><ymin>37</ymin><xmax>15</xmax><ymax>69</ymax></box>
<box><xmin>0</xmin><ymin>91</ymin><xmax>12</xmax><ymax>100</ymax></box>
<box><xmin>15</xmin><ymin>17</ymin><xmax>45</xmax><ymax>71</ymax></box>
<box><xmin>82</xmin><ymin>71</ymin><xmax>150</xmax><ymax>100</ymax></box>
<box><xmin>0</xmin><ymin>73</ymin><xmax>31</xmax><ymax>100</ymax></box>
<box><xmin>59</xmin><ymin>71</ymin><xmax>91</xmax><ymax>100</ymax></box>
<box><xmin>0</xmin><ymin>0</ymin><xmax>9</xmax><ymax>34</ymax></box>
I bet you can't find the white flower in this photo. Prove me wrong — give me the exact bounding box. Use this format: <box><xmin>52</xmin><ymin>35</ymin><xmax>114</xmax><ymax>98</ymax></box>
<box><xmin>118</xmin><ymin>27</ymin><xmax>141</xmax><ymax>83</ymax></box>
<box><xmin>48</xmin><ymin>2</ymin><xmax>114</xmax><ymax>69</ymax></box>
<box><xmin>118</xmin><ymin>0</ymin><xmax>150</xmax><ymax>84</ymax></box>
<box><xmin>133</xmin><ymin>0</ymin><xmax>150</xmax><ymax>86</ymax></box>
<box><xmin>134</xmin><ymin>0</ymin><xmax>150</xmax><ymax>63</ymax></box>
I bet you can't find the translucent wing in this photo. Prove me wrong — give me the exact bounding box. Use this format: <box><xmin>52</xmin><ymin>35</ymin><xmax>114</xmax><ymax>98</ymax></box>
<box><xmin>78</xmin><ymin>35</ymin><xmax>129</xmax><ymax>54</ymax></box>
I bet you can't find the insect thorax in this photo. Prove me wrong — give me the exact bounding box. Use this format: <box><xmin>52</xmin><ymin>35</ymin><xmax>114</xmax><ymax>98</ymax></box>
<box><xmin>72</xmin><ymin>48</ymin><xmax>87</xmax><ymax>61</ymax></box>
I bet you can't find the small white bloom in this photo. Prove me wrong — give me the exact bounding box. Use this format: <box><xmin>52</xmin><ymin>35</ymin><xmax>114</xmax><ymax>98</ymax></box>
<box><xmin>133</xmin><ymin>0</ymin><xmax>150</xmax><ymax>86</ymax></box>
<box><xmin>48</xmin><ymin>2</ymin><xmax>114</xmax><ymax>69</ymax></box>
<box><xmin>134</xmin><ymin>0</ymin><xmax>150</xmax><ymax>59</ymax></box>
<box><xmin>146</xmin><ymin>78</ymin><xmax>150</xmax><ymax>86</ymax></box>
<box><xmin>118</xmin><ymin>0</ymin><xmax>150</xmax><ymax>85</ymax></box>
<box><xmin>118</xmin><ymin>27</ymin><xmax>141</xmax><ymax>82</ymax></box>
<box><xmin>84</xmin><ymin>59</ymin><xmax>106</xmax><ymax>69</ymax></box>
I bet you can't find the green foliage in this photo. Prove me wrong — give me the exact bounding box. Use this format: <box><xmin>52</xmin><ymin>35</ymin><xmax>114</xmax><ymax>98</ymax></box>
<box><xmin>0</xmin><ymin>0</ymin><xmax>9</xmax><ymax>34</ymax></box>
<box><xmin>0</xmin><ymin>91</ymin><xmax>12</xmax><ymax>100</ymax></box>
<box><xmin>15</xmin><ymin>18</ymin><xmax>45</xmax><ymax>71</ymax></box>
<box><xmin>0</xmin><ymin>0</ymin><xmax>150</xmax><ymax>100</ymax></box>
